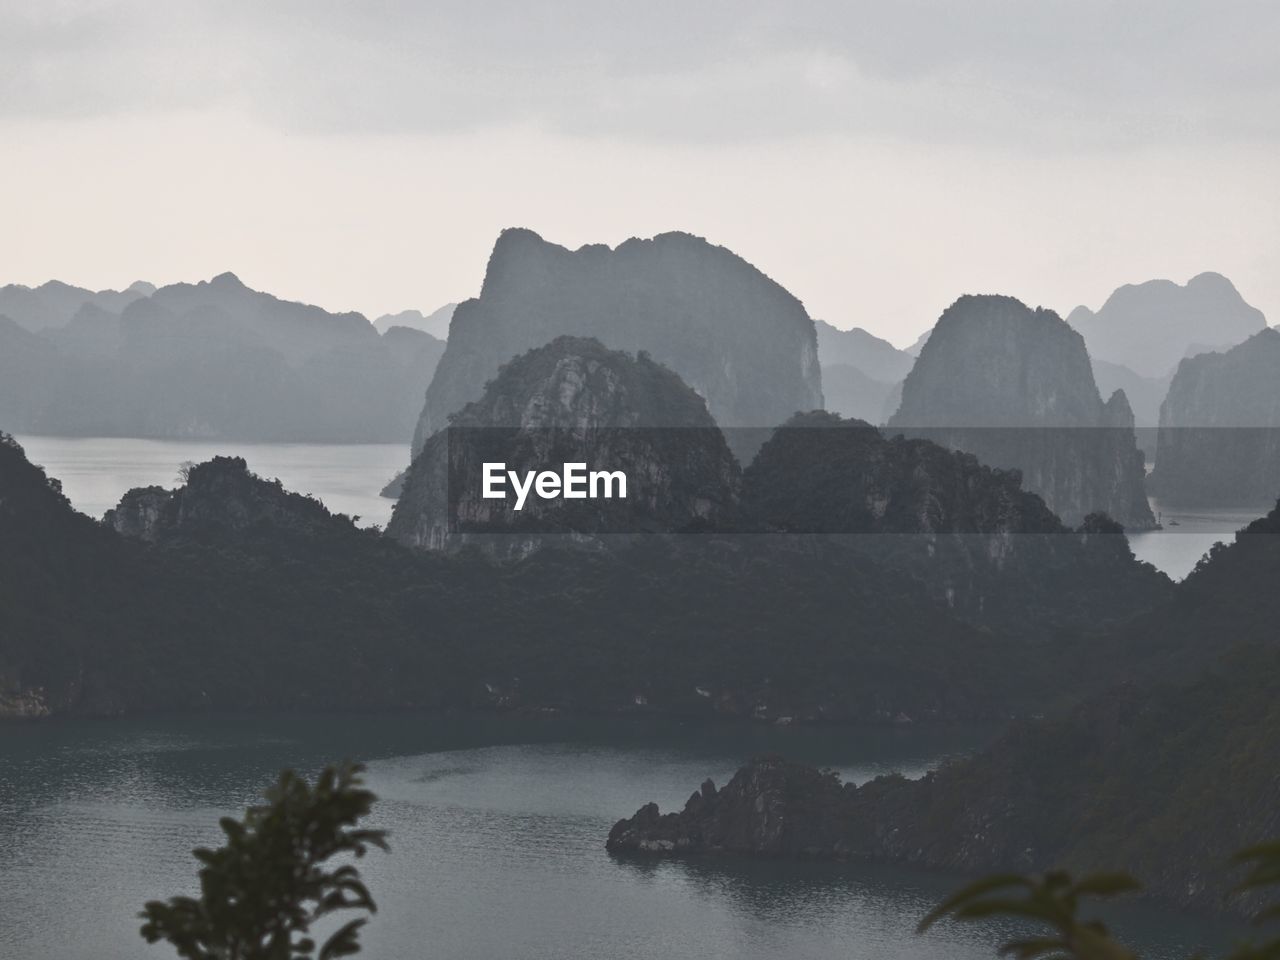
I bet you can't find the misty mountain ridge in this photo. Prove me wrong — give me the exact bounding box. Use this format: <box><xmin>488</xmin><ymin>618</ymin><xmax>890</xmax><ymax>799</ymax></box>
<box><xmin>888</xmin><ymin>294</ymin><xmax>1155</xmax><ymax>530</ymax></box>
<box><xmin>1150</xmin><ymin>327</ymin><xmax>1280</xmax><ymax>506</ymax></box>
<box><xmin>0</xmin><ymin>273</ymin><xmax>444</xmax><ymax>443</ymax></box>
<box><xmin>408</xmin><ymin>228</ymin><xmax>824</xmax><ymax>465</ymax></box>
<box><xmin>374</xmin><ymin>302</ymin><xmax>457</xmax><ymax>338</ymax></box>
<box><xmin>814</xmin><ymin>320</ymin><xmax>913</xmax><ymax>423</ymax></box>
<box><xmin>0</xmin><ymin>278</ymin><xmax>151</xmax><ymax>333</ymax></box>
<box><xmin>1067</xmin><ymin>271</ymin><xmax>1266</xmax><ymax>378</ymax></box>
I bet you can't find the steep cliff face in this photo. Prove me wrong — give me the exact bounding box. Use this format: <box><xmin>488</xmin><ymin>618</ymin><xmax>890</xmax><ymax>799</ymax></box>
<box><xmin>888</xmin><ymin>295</ymin><xmax>1155</xmax><ymax>530</ymax></box>
<box><xmin>1067</xmin><ymin>272</ymin><xmax>1266</xmax><ymax>378</ymax></box>
<box><xmin>1150</xmin><ymin>328</ymin><xmax>1280</xmax><ymax>505</ymax></box>
<box><xmin>0</xmin><ymin>433</ymin><xmax>116</xmax><ymax>717</ymax></box>
<box><xmin>389</xmin><ymin>336</ymin><xmax>742</xmax><ymax>552</ymax></box>
<box><xmin>410</xmin><ymin>229</ymin><xmax>823</xmax><ymax>458</ymax></box>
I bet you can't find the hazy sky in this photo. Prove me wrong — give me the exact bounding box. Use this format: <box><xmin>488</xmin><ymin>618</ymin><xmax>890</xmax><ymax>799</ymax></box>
<box><xmin>3</xmin><ymin>0</ymin><xmax>1278</xmax><ymax>346</ymax></box>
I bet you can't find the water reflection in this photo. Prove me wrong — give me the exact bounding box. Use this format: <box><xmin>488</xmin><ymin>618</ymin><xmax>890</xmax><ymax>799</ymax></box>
<box><xmin>0</xmin><ymin>713</ymin><xmax>1247</xmax><ymax>960</ymax></box>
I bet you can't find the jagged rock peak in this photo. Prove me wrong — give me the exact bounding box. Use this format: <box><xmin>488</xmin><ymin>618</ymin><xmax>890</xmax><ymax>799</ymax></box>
<box><xmin>409</xmin><ymin>227</ymin><xmax>823</xmax><ymax>457</ymax></box>
<box><xmin>208</xmin><ymin>271</ymin><xmax>247</xmax><ymax>289</ymax></box>
<box><xmin>887</xmin><ymin>294</ymin><xmax>1154</xmax><ymax>529</ymax></box>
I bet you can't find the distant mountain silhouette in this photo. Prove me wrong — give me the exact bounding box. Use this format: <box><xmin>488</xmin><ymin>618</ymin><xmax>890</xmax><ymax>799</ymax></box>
<box><xmin>888</xmin><ymin>295</ymin><xmax>1155</xmax><ymax>529</ymax></box>
<box><xmin>373</xmin><ymin>303</ymin><xmax>457</xmax><ymax>338</ymax></box>
<box><xmin>814</xmin><ymin>320</ymin><xmax>914</xmax><ymax>379</ymax></box>
<box><xmin>0</xmin><ymin>279</ymin><xmax>148</xmax><ymax>332</ymax></box>
<box><xmin>1150</xmin><ymin>328</ymin><xmax>1280</xmax><ymax>506</ymax></box>
<box><xmin>904</xmin><ymin>328</ymin><xmax>932</xmax><ymax>356</ymax></box>
<box><xmin>1090</xmin><ymin>358</ymin><xmax>1170</xmax><ymax>430</ymax></box>
<box><xmin>820</xmin><ymin>363</ymin><xmax>900</xmax><ymax>424</ymax></box>
<box><xmin>408</xmin><ymin>229</ymin><xmax>824</xmax><ymax>462</ymax></box>
<box><xmin>0</xmin><ymin>275</ymin><xmax>443</xmax><ymax>443</ymax></box>
<box><xmin>814</xmin><ymin>320</ymin><xmax>913</xmax><ymax>423</ymax></box>
<box><xmin>1067</xmin><ymin>272</ymin><xmax>1265</xmax><ymax>378</ymax></box>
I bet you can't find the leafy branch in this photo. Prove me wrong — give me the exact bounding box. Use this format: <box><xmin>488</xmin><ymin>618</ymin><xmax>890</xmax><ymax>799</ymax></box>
<box><xmin>140</xmin><ymin>760</ymin><xmax>388</xmax><ymax>960</ymax></box>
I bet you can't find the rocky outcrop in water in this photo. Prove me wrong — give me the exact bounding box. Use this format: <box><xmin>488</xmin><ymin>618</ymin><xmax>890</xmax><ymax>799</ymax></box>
<box><xmin>1149</xmin><ymin>328</ymin><xmax>1280</xmax><ymax>506</ymax></box>
<box><xmin>609</xmin><ymin>498</ymin><xmax>1280</xmax><ymax>914</ymax></box>
<box><xmin>409</xmin><ymin>229</ymin><xmax>823</xmax><ymax>461</ymax></box>
<box><xmin>1067</xmin><ymin>272</ymin><xmax>1266</xmax><ymax>378</ymax></box>
<box><xmin>887</xmin><ymin>295</ymin><xmax>1155</xmax><ymax>530</ymax></box>
<box><xmin>388</xmin><ymin>336</ymin><xmax>742</xmax><ymax>552</ymax></box>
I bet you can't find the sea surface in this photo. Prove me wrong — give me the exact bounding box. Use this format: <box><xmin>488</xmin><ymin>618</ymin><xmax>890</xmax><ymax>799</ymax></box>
<box><xmin>14</xmin><ymin>434</ymin><xmax>1271</xmax><ymax>578</ymax></box>
<box><xmin>0</xmin><ymin>714</ymin><xmax>1245</xmax><ymax>960</ymax></box>
<box><xmin>15</xmin><ymin>435</ymin><xmax>406</xmax><ymax>528</ymax></box>
<box><xmin>1127</xmin><ymin>498</ymin><xmax>1269</xmax><ymax>580</ymax></box>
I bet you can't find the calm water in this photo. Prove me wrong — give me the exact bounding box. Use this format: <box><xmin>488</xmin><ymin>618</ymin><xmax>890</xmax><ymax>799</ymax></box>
<box><xmin>14</xmin><ymin>435</ymin><xmax>406</xmax><ymax>528</ymax></box>
<box><xmin>13</xmin><ymin>435</ymin><xmax>1272</xmax><ymax>578</ymax></box>
<box><xmin>0</xmin><ymin>715</ymin><xmax>1243</xmax><ymax>960</ymax></box>
<box><xmin>1128</xmin><ymin>498</ymin><xmax>1270</xmax><ymax>580</ymax></box>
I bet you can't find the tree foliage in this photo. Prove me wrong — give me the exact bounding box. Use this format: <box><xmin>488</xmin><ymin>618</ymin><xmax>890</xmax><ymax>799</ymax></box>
<box><xmin>139</xmin><ymin>761</ymin><xmax>387</xmax><ymax>960</ymax></box>
<box><xmin>922</xmin><ymin>841</ymin><xmax>1280</xmax><ymax>960</ymax></box>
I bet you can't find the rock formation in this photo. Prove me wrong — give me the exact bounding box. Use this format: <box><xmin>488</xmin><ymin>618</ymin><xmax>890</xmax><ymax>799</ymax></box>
<box><xmin>1149</xmin><ymin>328</ymin><xmax>1280</xmax><ymax>506</ymax></box>
<box><xmin>106</xmin><ymin>456</ymin><xmax>355</xmax><ymax>542</ymax></box>
<box><xmin>1067</xmin><ymin>272</ymin><xmax>1266</xmax><ymax>378</ymax></box>
<box><xmin>409</xmin><ymin>229</ymin><xmax>824</xmax><ymax>460</ymax></box>
<box><xmin>888</xmin><ymin>295</ymin><xmax>1155</xmax><ymax>530</ymax></box>
<box><xmin>742</xmin><ymin>411</ymin><xmax>1165</xmax><ymax>630</ymax></box>
<box><xmin>745</xmin><ymin>411</ymin><xmax>1062</xmax><ymax>535</ymax></box>
<box><xmin>387</xmin><ymin>336</ymin><xmax>742</xmax><ymax>552</ymax></box>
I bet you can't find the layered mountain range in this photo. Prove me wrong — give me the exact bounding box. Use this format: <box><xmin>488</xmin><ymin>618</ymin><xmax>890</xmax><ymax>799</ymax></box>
<box><xmin>387</xmin><ymin>336</ymin><xmax>741</xmax><ymax>552</ymax></box>
<box><xmin>406</xmin><ymin>229</ymin><xmax>824</xmax><ymax>466</ymax></box>
<box><xmin>887</xmin><ymin>295</ymin><xmax>1155</xmax><ymax>530</ymax></box>
<box><xmin>813</xmin><ymin>320</ymin><xmax>914</xmax><ymax>424</ymax></box>
<box><xmin>2</xmin><ymin>416</ymin><xmax>1168</xmax><ymax>722</ymax></box>
<box><xmin>1067</xmin><ymin>271</ymin><xmax>1266</xmax><ymax>379</ymax></box>
<box><xmin>0</xmin><ymin>275</ymin><xmax>443</xmax><ymax>442</ymax></box>
<box><xmin>608</xmin><ymin>498</ymin><xmax>1280</xmax><ymax>913</ymax></box>
<box><xmin>1150</xmin><ymin>328</ymin><xmax>1280</xmax><ymax>505</ymax></box>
